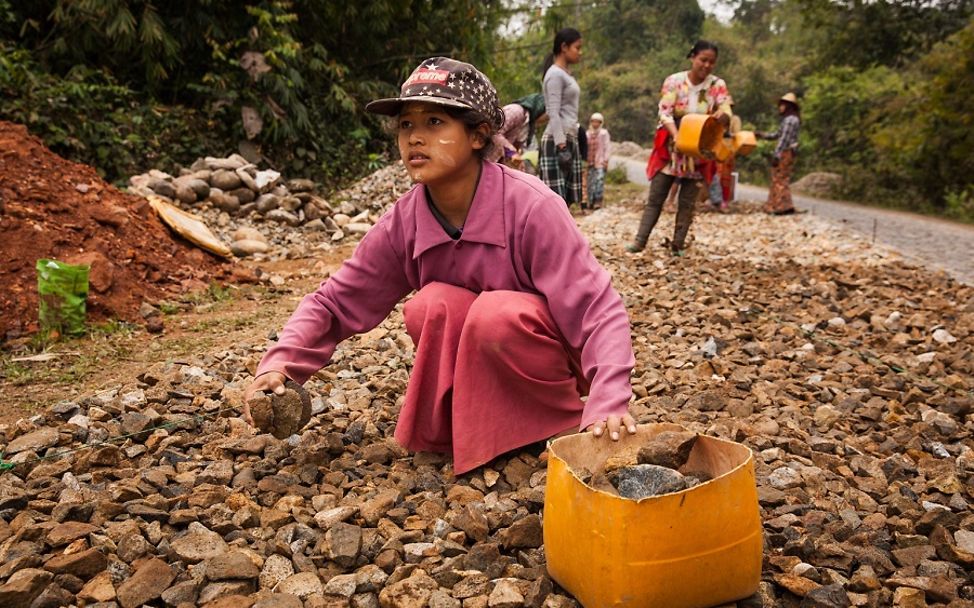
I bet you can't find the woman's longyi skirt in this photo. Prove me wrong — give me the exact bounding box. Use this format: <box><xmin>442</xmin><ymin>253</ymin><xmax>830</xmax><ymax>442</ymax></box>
<box><xmin>394</xmin><ymin>282</ymin><xmax>589</xmax><ymax>474</ymax></box>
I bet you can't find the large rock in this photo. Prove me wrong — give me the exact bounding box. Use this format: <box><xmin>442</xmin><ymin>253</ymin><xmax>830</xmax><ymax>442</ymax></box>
<box><xmin>266</xmin><ymin>209</ymin><xmax>302</xmax><ymax>226</ymax></box>
<box><xmin>115</xmin><ymin>558</ymin><xmax>176</xmax><ymax>608</ymax></box>
<box><xmin>206</xmin><ymin>551</ymin><xmax>261</xmax><ymax>581</ymax></box>
<box><xmin>276</xmin><ymin>572</ymin><xmax>323</xmax><ymax>600</ymax></box>
<box><xmin>231</xmin><ymin>239</ymin><xmax>270</xmax><ymax>257</ymax></box>
<box><xmin>44</xmin><ymin>547</ymin><xmax>107</xmax><ymax>579</ymax></box>
<box><xmin>231</xmin><ymin>227</ymin><xmax>268</xmax><ymax>243</ymax></box>
<box><xmin>77</xmin><ymin>571</ymin><xmax>116</xmax><ymax>603</ymax></box>
<box><xmin>5</xmin><ymin>427</ymin><xmax>59</xmax><ymax>454</ymax></box>
<box><xmin>501</xmin><ymin>514</ymin><xmax>542</xmax><ymax>549</ymax></box>
<box><xmin>255</xmin><ymin>193</ymin><xmax>281</xmax><ymax>212</ymax></box>
<box><xmin>286</xmin><ymin>178</ymin><xmax>316</xmax><ymax>192</ymax></box>
<box><xmin>169</xmin><ymin>522</ymin><xmax>229</xmax><ymax>563</ymax></box>
<box><xmin>326</xmin><ymin>522</ymin><xmax>363</xmax><ymax>568</ymax></box>
<box><xmin>46</xmin><ymin>521</ymin><xmax>98</xmax><ymax>547</ymax></box>
<box><xmin>0</xmin><ymin>568</ymin><xmax>53</xmax><ymax>608</ymax></box>
<box><xmin>259</xmin><ymin>554</ymin><xmax>295</xmax><ymax>591</ymax></box>
<box><xmin>378</xmin><ymin>573</ymin><xmax>438</xmax><ymax>608</ymax></box>
<box><xmin>609</xmin><ymin>464</ymin><xmax>687</xmax><ymax>499</ymax></box>
<box><xmin>210</xmin><ymin>191</ymin><xmax>241</xmax><ymax>213</ymax></box>
<box><xmin>247</xmin><ymin>380</ymin><xmax>312</xmax><ymax>439</ymax></box>
<box><xmin>148</xmin><ymin>177</ymin><xmax>176</xmax><ymax>199</ymax></box>
<box><xmin>488</xmin><ymin>579</ymin><xmax>524</xmax><ymax>608</ymax></box>
<box><xmin>254</xmin><ymin>594</ymin><xmax>304</xmax><ymax>608</ymax></box>
<box><xmin>211</xmin><ymin>169</ymin><xmax>243</xmax><ymax>191</ymax></box>
<box><xmin>637</xmin><ymin>431</ymin><xmax>698</xmax><ymax>470</ymax></box>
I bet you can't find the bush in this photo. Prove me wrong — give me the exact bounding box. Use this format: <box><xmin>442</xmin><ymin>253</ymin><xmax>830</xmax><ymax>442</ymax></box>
<box><xmin>0</xmin><ymin>44</ymin><xmax>230</xmax><ymax>184</ymax></box>
<box><xmin>944</xmin><ymin>186</ymin><xmax>974</xmax><ymax>223</ymax></box>
<box><xmin>605</xmin><ymin>166</ymin><xmax>629</xmax><ymax>185</ymax></box>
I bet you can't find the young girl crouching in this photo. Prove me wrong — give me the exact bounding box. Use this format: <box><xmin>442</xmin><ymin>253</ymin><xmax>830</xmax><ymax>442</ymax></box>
<box><xmin>243</xmin><ymin>57</ymin><xmax>636</xmax><ymax>474</ymax></box>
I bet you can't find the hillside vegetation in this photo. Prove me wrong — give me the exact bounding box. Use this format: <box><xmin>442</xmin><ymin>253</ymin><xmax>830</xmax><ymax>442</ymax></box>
<box><xmin>2</xmin><ymin>0</ymin><xmax>973</xmax><ymax>219</ymax></box>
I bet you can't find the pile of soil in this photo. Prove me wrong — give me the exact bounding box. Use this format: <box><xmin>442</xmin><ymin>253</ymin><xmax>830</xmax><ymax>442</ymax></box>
<box><xmin>0</xmin><ymin>121</ymin><xmax>230</xmax><ymax>339</ymax></box>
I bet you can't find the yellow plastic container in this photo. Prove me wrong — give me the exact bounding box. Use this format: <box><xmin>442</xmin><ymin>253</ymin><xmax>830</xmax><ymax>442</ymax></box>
<box><xmin>675</xmin><ymin>114</ymin><xmax>725</xmax><ymax>160</ymax></box>
<box><xmin>732</xmin><ymin>131</ymin><xmax>758</xmax><ymax>157</ymax></box>
<box><xmin>543</xmin><ymin>424</ymin><xmax>763</xmax><ymax>608</ymax></box>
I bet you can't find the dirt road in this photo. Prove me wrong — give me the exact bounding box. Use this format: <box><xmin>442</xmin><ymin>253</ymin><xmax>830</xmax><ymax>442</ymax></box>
<box><xmin>611</xmin><ymin>156</ymin><xmax>974</xmax><ymax>285</ymax></box>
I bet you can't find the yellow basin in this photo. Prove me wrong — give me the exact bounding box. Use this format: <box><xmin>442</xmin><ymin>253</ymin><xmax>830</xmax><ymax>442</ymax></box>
<box><xmin>543</xmin><ymin>424</ymin><xmax>763</xmax><ymax>608</ymax></box>
<box><xmin>732</xmin><ymin>131</ymin><xmax>758</xmax><ymax>156</ymax></box>
<box><xmin>675</xmin><ymin>114</ymin><xmax>725</xmax><ymax>160</ymax></box>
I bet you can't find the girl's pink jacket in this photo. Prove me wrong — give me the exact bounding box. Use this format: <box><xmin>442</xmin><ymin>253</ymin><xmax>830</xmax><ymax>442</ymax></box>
<box><xmin>256</xmin><ymin>162</ymin><xmax>635</xmax><ymax>431</ymax></box>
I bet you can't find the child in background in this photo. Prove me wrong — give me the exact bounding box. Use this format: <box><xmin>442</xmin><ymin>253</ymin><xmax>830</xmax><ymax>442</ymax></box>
<box><xmin>586</xmin><ymin>112</ymin><xmax>611</xmax><ymax>210</ymax></box>
<box><xmin>243</xmin><ymin>57</ymin><xmax>636</xmax><ymax>475</ymax></box>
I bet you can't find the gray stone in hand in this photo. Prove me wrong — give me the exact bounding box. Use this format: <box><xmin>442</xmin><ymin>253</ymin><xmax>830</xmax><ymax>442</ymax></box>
<box><xmin>610</xmin><ymin>464</ymin><xmax>688</xmax><ymax>500</ymax></box>
<box><xmin>248</xmin><ymin>380</ymin><xmax>312</xmax><ymax>439</ymax></box>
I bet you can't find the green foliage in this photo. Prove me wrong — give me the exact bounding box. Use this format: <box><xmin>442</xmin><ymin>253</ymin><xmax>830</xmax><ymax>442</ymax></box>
<box><xmin>605</xmin><ymin>166</ymin><xmax>629</xmax><ymax>185</ymax></box>
<box><xmin>944</xmin><ymin>186</ymin><xmax>974</xmax><ymax>222</ymax></box>
<box><xmin>570</xmin><ymin>0</ymin><xmax>706</xmax><ymax>145</ymax></box>
<box><xmin>2</xmin><ymin>0</ymin><xmax>505</xmax><ymax>188</ymax></box>
<box><xmin>705</xmin><ymin>1</ymin><xmax>824</xmax><ymax>124</ymax></box>
<box><xmin>578</xmin><ymin>59</ymin><xmax>662</xmax><ymax>145</ymax></box>
<box><xmin>0</xmin><ymin>43</ymin><xmax>229</xmax><ymax>182</ymax></box>
<box><xmin>801</xmin><ymin>65</ymin><xmax>905</xmax><ymax>168</ymax></box>
<box><xmin>3</xmin><ymin>0</ymin><xmax>973</xmax><ymax>219</ymax></box>
<box><xmin>795</xmin><ymin>0</ymin><xmax>974</xmax><ymax>70</ymax></box>
<box><xmin>582</xmin><ymin>0</ymin><xmax>705</xmax><ymax>64</ymax></box>
<box><xmin>870</xmin><ymin>20</ymin><xmax>974</xmax><ymax>208</ymax></box>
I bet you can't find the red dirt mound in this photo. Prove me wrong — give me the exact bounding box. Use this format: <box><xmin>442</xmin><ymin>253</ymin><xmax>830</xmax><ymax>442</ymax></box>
<box><xmin>0</xmin><ymin>121</ymin><xmax>230</xmax><ymax>339</ymax></box>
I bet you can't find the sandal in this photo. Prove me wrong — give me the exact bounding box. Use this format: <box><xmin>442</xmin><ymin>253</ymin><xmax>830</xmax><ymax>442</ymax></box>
<box><xmin>624</xmin><ymin>243</ymin><xmax>644</xmax><ymax>253</ymax></box>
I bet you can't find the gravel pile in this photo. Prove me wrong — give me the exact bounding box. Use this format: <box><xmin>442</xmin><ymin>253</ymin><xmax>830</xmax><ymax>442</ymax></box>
<box><xmin>0</xmin><ymin>184</ymin><xmax>971</xmax><ymax>608</ymax></box>
<box><xmin>129</xmin><ymin>159</ymin><xmax>414</xmax><ymax>258</ymax></box>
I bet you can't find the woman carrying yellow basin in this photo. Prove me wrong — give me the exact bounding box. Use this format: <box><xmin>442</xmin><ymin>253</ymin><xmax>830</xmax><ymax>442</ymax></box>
<box><xmin>626</xmin><ymin>40</ymin><xmax>733</xmax><ymax>256</ymax></box>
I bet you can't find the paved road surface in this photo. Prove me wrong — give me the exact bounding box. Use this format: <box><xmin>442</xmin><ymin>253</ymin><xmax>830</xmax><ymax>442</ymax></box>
<box><xmin>610</xmin><ymin>156</ymin><xmax>974</xmax><ymax>285</ymax></box>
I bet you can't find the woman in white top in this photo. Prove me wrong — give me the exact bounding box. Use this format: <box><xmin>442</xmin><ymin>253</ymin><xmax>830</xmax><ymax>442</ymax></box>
<box><xmin>540</xmin><ymin>28</ymin><xmax>584</xmax><ymax>207</ymax></box>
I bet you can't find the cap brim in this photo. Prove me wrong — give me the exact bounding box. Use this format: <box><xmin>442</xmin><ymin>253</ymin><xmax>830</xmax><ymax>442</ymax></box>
<box><xmin>365</xmin><ymin>95</ymin><xmax>474</xmax><ymax>116</ymax></box>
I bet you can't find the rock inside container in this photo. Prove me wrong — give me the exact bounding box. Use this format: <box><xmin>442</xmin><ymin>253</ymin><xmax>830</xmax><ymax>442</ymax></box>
<box><xmin>682</xmin><ymin>470</ymin><xmax>714</xmax><ymax>489</ymax></box>
<box><xmin>247</xmin><ymin>380</ymin><xmax>312</xmax><ymax>439</ymax></box>
<box><xmin>609</xmin><ymin>464</ymin><xmax>688</xmax><ymax>499</ymax></box>
<box><xmin>637</xmin><ymin>431</ymin><xmax>699</xmax><ymax>470</ymax></box>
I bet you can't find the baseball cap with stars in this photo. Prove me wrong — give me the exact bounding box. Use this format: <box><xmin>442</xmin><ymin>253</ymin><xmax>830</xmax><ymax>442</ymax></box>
<box><xmin>366</xmin><ymin>57</ymin><xmax>503</xmax><ymax>130</ymax></box>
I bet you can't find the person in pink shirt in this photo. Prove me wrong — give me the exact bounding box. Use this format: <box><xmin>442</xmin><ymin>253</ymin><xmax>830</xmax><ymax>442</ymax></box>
<box><xmin>242</xmin><ymin>57</ymin><xmax>636</xmax><ymax>475</ymax></box>
<box><xmin>586</xmin><ymin>112</ymin><xmax>611</xmax><ymax>209</ymax></box>
<box><xmin>489</xmin><ymin>93</ymin><xmax>547</xmax><ymax>166</ymax></box>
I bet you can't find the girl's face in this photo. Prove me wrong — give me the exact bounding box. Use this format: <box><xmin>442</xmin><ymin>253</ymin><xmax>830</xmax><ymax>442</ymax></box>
<box><xmin>590</xmin><ymin>119</ymin><xmax>602</xmax><ymax>130</ymax></box>
<box><xmin>689</xmin><ymin>48</ymin><xmax>718</xmax><ymax>81</ymax></box>
<box><xmin>778</xmin><ymin>102</ymin><xmax>788</xmax><ymax>115</ymax></box>
<box><xmin>397</xmin><ymin>102</ymin><xmax>487</xmax><ymax>185</ymax></box>
<box><xmin>561</xmin><ymin>39</ymin><xmax>583</xmax><ymax>64</ymax></box>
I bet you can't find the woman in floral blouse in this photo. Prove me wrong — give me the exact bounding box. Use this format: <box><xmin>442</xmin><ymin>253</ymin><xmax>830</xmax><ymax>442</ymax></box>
<box><xmin>758</xmin><ymin>92</ymin><xmax>801</xmax><ymax>215</ymax></box>
<box><xmin>627</xmin><ymin>40</ymin><xmax>733</xmax><ymax>255</ymax></box>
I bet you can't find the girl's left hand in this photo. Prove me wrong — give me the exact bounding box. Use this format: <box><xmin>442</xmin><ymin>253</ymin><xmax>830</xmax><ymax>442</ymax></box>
<box><xmin>587</xmin><ymin>413</ymin><xmax>638</xmax><ymax>441</ymax></box>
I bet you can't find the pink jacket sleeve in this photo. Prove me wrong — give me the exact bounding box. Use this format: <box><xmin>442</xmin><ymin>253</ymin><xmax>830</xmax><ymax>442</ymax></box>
<box><xmin>255</xmin><ymin>216</ymin><xmax>413</xmax><ymax>383</ymax></box>
<box><xmin>519</xmin><ymin>196</ymin><xmax>635</xmax><ymax>429</ymax></box>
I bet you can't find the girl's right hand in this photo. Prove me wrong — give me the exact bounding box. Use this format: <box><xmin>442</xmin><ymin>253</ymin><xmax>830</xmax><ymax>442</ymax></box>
<box><xmin>242</xmin><ymin>371</ymin><xmax>287</xmax><ymax>426</ymax></box>
<box><xmin>586</xmin><ymin>412</ymin><xmax>637</xmax><ymax>441</ymax></box>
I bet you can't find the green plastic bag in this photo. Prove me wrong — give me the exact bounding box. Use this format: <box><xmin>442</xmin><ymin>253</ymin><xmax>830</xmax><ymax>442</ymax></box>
<box><xmin>36</xmin><ymin>259</ymin><xmax>90</xmax><ymax>337</ymax></box>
